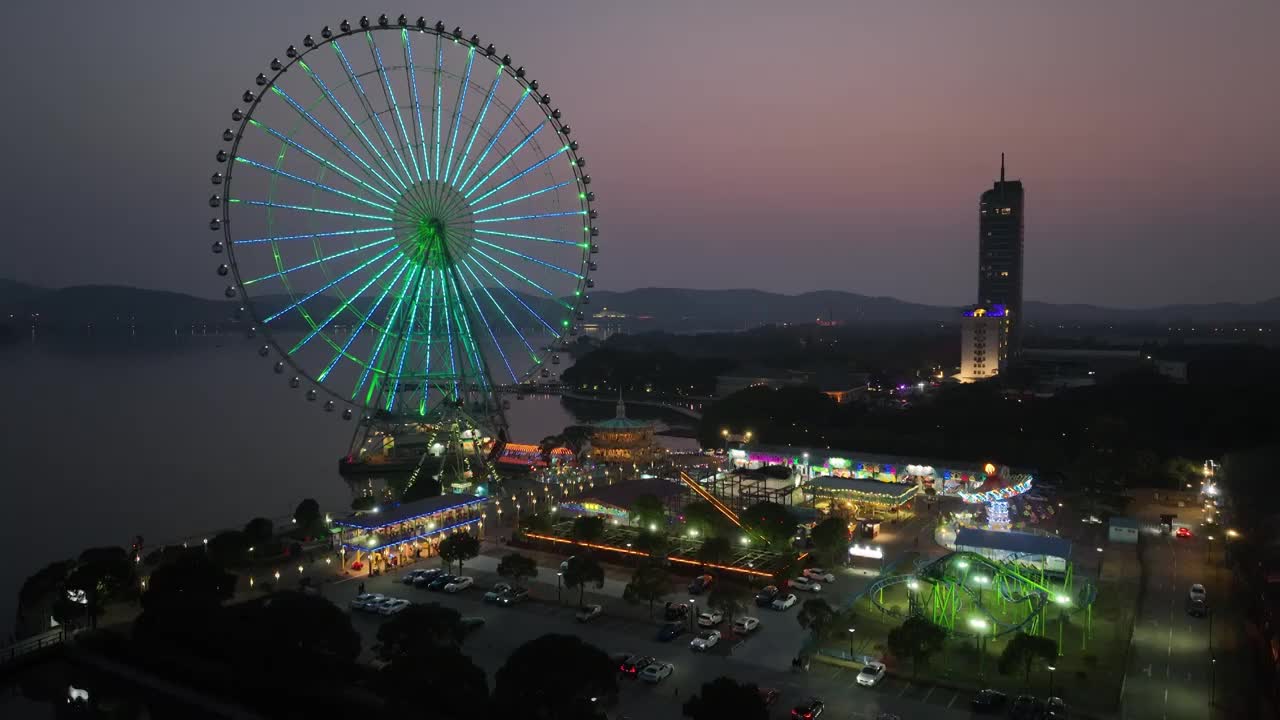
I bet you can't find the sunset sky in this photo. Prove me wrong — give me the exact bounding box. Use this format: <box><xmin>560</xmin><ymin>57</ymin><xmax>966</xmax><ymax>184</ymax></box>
<box><xmin>4</xmin><ymin>0</ymin><xmax>1277</xmax><ymax>306</ymax></box>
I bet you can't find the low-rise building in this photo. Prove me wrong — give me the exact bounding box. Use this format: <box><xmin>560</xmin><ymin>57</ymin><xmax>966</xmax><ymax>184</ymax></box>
<box><xmin>958</xmin><ymin>304</ymin><xmax>1010</xmax><ymax>383</ymax></box>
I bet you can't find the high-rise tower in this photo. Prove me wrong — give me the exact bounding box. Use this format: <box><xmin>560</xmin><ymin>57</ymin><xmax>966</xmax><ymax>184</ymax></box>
<box><xmin>978</xmin><ymin>154</ymin><xmax>1025</xmax><ymax>355</ymax></box>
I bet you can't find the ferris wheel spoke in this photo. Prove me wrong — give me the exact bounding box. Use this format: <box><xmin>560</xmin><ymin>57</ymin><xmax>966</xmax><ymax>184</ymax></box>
<box><xmin>473</xmin><ymin>210</ymin><xmax>585</xmax><ymax>224</ymax></box>
<box><xmin>352</xmin><ymin>261</ymin><xmax>419</xmax><ymax>400</ymax></box>
<box><xmin>467</xmin><ymin>144</ymin><xmax>568</xmax><ymax>205</ymax></box>
<box><xmin>263</xmin><ymin>244</ymin><xmax>402</xmax><ymax>324</ymax></box>
<box><xmin>368</xmin><ymin>31</ymin><xmax>422</xmax><ymax>183</ymax></box>
<box><xmin>386</xmin><ymin>259</ymin><xmax>431</xmax><ymax>411</ymax></box>
<box><xmin>333</xmin><ymin>38</ymin><xmax>415</xmax><ymax>186</ymax></box>
<box><xmin>243</xmin><ymin>235</ymin><xmax>397</xmax><ymax>286</ymax></box>
<box><xmin>470</xmin><ymin>238</ymin><xmax>584</xmax><ymax>279</ymax></box>
<box><xmin>460</xmin><ymin>260</ymin><xmax>540</xmax><ymax>361</ymax></box>
<box><xmin>287</xmin><ymin>250</ymin><xmax>406</xmax><ymax>357</ymax></box>
<box><xmin>317</xmin><ymin>257</ymin><xmax>413</xmax><ymax>382</ymax></box>
<box><xmin>451</xmin><ymin>69</ymin><xmax>502</xmax><ymax>187</ymax></box>
<box><xmin>230</xmin><ymin>198</ymin><xmax>392</xmax><ymax>222</ymax></box>
<box><xmin>473</xmin><ymin>228</ymin><xmax>581</xmax><ymax>248</ymax></box>
<box><xmin>234</xmin><ymin>157</ymin><xmax>395</xmax><ymax>213</ymax></box>
<box><xmin>461</xmin><ymin>256</ymin><xmax>558</xmax><ymax>336</ymax></box>
<box><xmin>293</xmin><ymin>61</ymin><xmax>407</xmax><ymax>194</ymax></box>
<box><xmin>470</xmin><ymin>180</ymin><xmax>574</xmax><ymax>217</ymax></box>
<box><xmin>234</xmin><ymin>225</ymin><xmax>395</xmax><ymax>246</ymax></box>
<box><xmin>439</xmin><ymin>269</ymin><xmax>460</xmax><ymax>398</ymax></box>
<box><xmin>432</xmin><ymin>34</ymin><xmax>444</xmax><ymax>180</ymax></box>
<box><xmin>461</xmin><ymin>123</ymin><xmax>547</xmax><ymax>198</ymax></box>
<box><xmin>445</xmin><ymin>269</ymin><xmax>493</xmax><ymax>390</ymax></box>
<box><xmin>246</xmin><ymin>116</ymin><xmax>398</xmax><ymax>205</ymax></box>
<box><xmin>441</xmin><ymin>48</ymin><xmax>476</xmax><ymax>183</ymax></box>
<box><xmin>453</xmin><ymin>264</ymin><xmax>519</xmax><ymax>383</ymax></box>
<box><xmin>456</xmin><ymin>88</ymin><xmax>532</xmax><ymax>193</ymax></box>
<box><xmin>414</xmin><ymin>269</ymin><xmax>439</xmax><ymax>415</ymax></box>
<box><xmin>402</xmin><ymin>28</ymin><xmax>428</xmax><ymax>184</ymax></box>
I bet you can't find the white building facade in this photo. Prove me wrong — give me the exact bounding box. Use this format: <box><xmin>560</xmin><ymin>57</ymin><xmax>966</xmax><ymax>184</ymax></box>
<box><xmin>959</xmin><ymin>304</ymin><xmax>1009</xmax><ymax>382</ymax></box>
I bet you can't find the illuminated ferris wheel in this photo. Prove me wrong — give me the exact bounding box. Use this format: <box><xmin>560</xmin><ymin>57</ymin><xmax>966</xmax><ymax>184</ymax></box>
<box><xmin>208</xmin><ymin>14</ymin><xmax>598</xmax><ymax>438</ymax></box>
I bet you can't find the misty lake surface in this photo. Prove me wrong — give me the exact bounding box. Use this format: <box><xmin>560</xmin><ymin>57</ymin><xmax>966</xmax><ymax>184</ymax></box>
<box><xmin>0</xmin><ymin>335</ymin><xmax>696</xmax><ymax>637</ymax></box>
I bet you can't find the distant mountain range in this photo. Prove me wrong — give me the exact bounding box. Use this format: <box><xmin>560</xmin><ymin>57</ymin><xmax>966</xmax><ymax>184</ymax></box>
<box><xmin>3</xmin><ymin>279</ymin><xmax>1278</xmax><ymax>335</ymax></box>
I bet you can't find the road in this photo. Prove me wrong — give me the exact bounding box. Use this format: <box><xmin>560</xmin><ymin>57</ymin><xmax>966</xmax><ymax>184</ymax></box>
<box><xmin>332</xmin><ymin>552</ymin><xmax>972</xmax><ymax>720</ymax></box>
<box><xmin>1123</xmin><ymin>494</ymin><xmax>1222</xmax><ymax>720</ymax></box>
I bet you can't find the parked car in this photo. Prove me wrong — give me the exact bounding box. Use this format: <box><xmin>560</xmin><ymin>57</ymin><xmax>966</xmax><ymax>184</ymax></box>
<box><xmin>444</xmin><ymin>576</ymin><xmax>475</xmax><ymax>593</ymax></box>
<box><xmin>484</xmin><ymin>582</ymin><xmax>513</xmax><ymax>602</ymax></box>
<box><xmin>427</xmin><ymin>574</ymin><xmax>457</xmax><ymax>591</ymax></box>
<box><xmin>803</xmin><ymin>568</ymin><xmax>836</xmax><ymax>583</ymax></box>
<box><xmin>576</xmin><ymin>604</ymin><xmax>603</xmax><ymax>622</ymax></box>
<box><xmin>1010</xmin><ymin>694</ymin><xmax>1045</xmax><ymax>719</ymax></box>
<box><xmin>1189</xmin><ymin>583</ymin><xmax>1207</xmax><ymax>602</ymax></box>
<box><xmin>1188</xmin><ymin>598</ymin><xmax>1208</xmax><ymax>617</ymax></box>
<box><xmin>638</xmin><ymin>661</ymin><xmax>674</xmax><ymax>684</ymax></box>
<box><xmin>560</xmin><ymin>555</ymin><xmax>576</xmax><ymax>572</ymax></box>
<box><xmin>856</xmin><ymin>661</ymin><xmax>886</xmax><ymax>687</ymax></box>
<box><xmin>771</xmin><ymin>593</ymin><xmax>798</xmax><ymax>610</ymax></box>
<box><xmin>790</xmin><ymin>576</ymin><xmax>822</xmax><ymax>592</ymax></box>
<box><xmin>688</xmin><ymin>574</ymin><xmax>714</xmax><ymax>595</ymax></box>
<box><xmin>366</xmin><ymin>597</ymin><xmax>400</xmax><ymax>614</ymax></box>
<box><xmin>697</xmin><ymin>609</ymin><xmax>724</xmax><ymax>627</ymax></box>
<box><xmin>733</xmin><ymin>616</ymin><xmax>760</xmax><ymax>634</ymax></box>
<box><xmin>790</xmin><ymin>698</ymin><xmax>824</xmax><ymax>719</ymax></box>
<box><xmin>755</xmin><ymin>585</ymin><xmax>780</xmax><ymax>607</ymax></box>
<box><xmin>664</xmin><ymin>602</ymin><xmax>690</xmax><ymax>621</ymax></box>
<box><xmin>498</xmin><ymin>587</ymin><xmax>530</xmax><ymax>605</ymax></box>
<box><xmin>1176</xmin><ymin>526</ymin><xmax>1193</xmax><ymax>538</ymax></box>
<box><xmin>349</xmin><ymin>593</ymin><xmax>385</xmax><ymax>611</ymax></box>
<box><xmin>378</xmin><ymin>598</ymin><xmax>412</xmax><ymax>616</ymax></box>
<box><xmin>969</xmin><ymin>689</ymin><xmax>1008</xmax><ymax>713</ymax></box>
<box><xmin>690</xmin><ymin>630</ymin><xmax>721</xmax><ymax>651</ymax></box>
<box><xmin>1044</xmin><ymin>696</ymin><xmax>1067</xmax><ymax>719</ymax></box>
<box><xmin>655</xmin><ymin>622</ymin><xmax>685</xmax><ymax>642</ymax></box>
<box><xmin>402</xmin><ymin>569</ymin><xmax>431</xmax><ymax>585</ymax></box>
<box><xmin>758</xmin><ymin>687</ymin><xmax>780</xmax><ymax>706</ymax></box>
<box><xmin>618</xmin><ymin>654</ymin><xmax>655</xmax><ymax>677</ymax></box>
<box><xmin>412</xmin><ymin>569</ymin><xmax>445</xmax><ymax>588</ymax></box>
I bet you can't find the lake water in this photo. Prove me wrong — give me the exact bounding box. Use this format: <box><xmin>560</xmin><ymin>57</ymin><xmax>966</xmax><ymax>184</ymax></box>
<box><xmin>0</xmin><ymin>336</ymin><xmax>696</xmax><ymax>637</ymax></box>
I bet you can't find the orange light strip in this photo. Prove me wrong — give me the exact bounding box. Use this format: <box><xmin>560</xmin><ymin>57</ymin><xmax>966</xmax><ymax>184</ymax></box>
<box><xmin>679</xmin><ymin>471</ymin><xmax>742</xmax><ymax>525</ymax></box>
<box><xmin>522</xmin><ymin>532</ymin><xmax>773</xmax><ymax>578</ymax></box>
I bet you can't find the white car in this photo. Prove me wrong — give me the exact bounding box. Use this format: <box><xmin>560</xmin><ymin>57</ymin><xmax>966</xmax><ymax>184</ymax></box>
<box><xmin>690</xmin><ymin>630</ymin><xmax>721</xmax><ymax>651</ymax></box>
<box><xmin>366</xmin><ymin>597</ymin><xmax>400</xmax><ymax>614</ymax></box>
<box><xmin>1189</xmin><ymin>583</ymin><xmax>1207</xmax><ymax>602</ymax></box>
<box><xmin>378</xmin><ymin>598</ymin><xmax>412</xmax><ymax>616</ymax></box>
<box><xmin>639</xmin><ymin>661</ymin><xmax>675</xmax><ymax>683</ymax></box>
<box><xmin>445</xmin><ymin>576</ymin><xmax>475</xmax><ymax>593</ymax></box>
<box><xmin>697</xmin><ymin>610</ymin><xmax>724</xmax><ymax>627</ymax></box>
<box><xmin>771</xmin><ymin>593</ymin><xmax>798</xmax><ymax>610</ymax></box>
<box><xmin>576</xmin><ymin>604</ymin><xmax>603</xmax><ymax>622</ymax></box>
<box><xmin>856</xmin><ymin>661</ymin><xmax>887</xmax><ymax>687</ymax></box>
<box><xmin>791</xmin><ymin>576</ymin><xmax>823</xmax><ymax>592</ymax></box>
<box><xmin>804</xmin><ymin>568</ymin><xmax>836</xmax><ymax>583</ymax></box>
<box><xmin>733</xmin><ymin>616</ymin><xmax>760</xmax><ymax>634</ymax></box>
<box><xmin>349</xmin><ymin>593</ymin><xmax>386</xmax><ymax>611</ymax></box>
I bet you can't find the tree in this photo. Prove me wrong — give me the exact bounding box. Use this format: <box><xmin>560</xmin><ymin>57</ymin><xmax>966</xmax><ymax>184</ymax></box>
<box><xmin>682</xmin><ymin>676</ymin><xmax>768</xmax><ymax>720</ymax></box>
<box><xmin>15</xmin><ymin>560</ymin><xmax>75</xmax><ymax>636</ymax></box>
<box><xmin>136</xmin><ymin>549</ymin><xmax>236</xmax><ymax>641</ymax></box>
<box><xmin>494</xmin><ymin>633</ymin><xmax>618</xmax><ymax>720</ymax></box>
<box><xmin>293</xmin><ymin>498</ymin><xmax>322</xmax><ymax>531</ymax></box>
<box><xmin>63</xmin><ymin>546</ymin><xmax>136</xmax><ymax>628</ymax></box>
<box><xmin>438</xmin><ymin>531</ymin><xmax>480</xmax><ymax>575</ymax></box>
<box><xmin>381</xmin><ymin>649</ymin><xmax>489</xmax><ymax>715</ymax></box>
<box><xmin>377</xmin><ymin>601</ymin><xmax>465</xmax><ymax>658</ymax></box>
<box><xmin>622</xmin><ymin>563</ymin><xmax>671</xmax><ymax>618</ymax></box>
<box><xmin>521</xmin><ymin>510</ymin><xmax>555</xmax><ymax>534</ymax></box>
<box><xmin>697</xmin><ymin>536</ymin><xmax>733</xmax><ymax>565</ymax></box>
<box><xmin>887</xmin><ymin>615</ymin><xmax>947</xmax><ymax>677</ymax></box>
<box><xmin>351</xmin><ymin>495</ymin><xmax>377</xmax><ymax>512</ymax></box>
<box><xmin>739</xmin><ymin>501</ymin><xmax>796</xmax><ymax>549</ymax></box>
<box><xmin>244</xmin><ymin>517</ymin><xmax>274</xmax><ymax>544</ymax></box>
<box><xmin>497</xmin><ymin>552</ymin><xmax>539</xmax><ymax>585</ymax></box>
<box><xmin>998</xmin><ymin>631</ymin><xmax>1059</xmax><ymax>686</ymax></box>
<box><xmin>683</xmin><ymin>500</ymin><xmax>732</xmax><ymax>538</ymax></box>
<box><xmin>633</xmin><ymin>530</ymin><xmax>670</xmax><ymax>559</ymax></box>
<box><xmin>796</xmin><ymin>597</ymin><xmax>836</xmax><ymax>638</ymax></box>
<box><xmin>708</xmin><ymin>582</ymin><xmax>749</xmax><ymax>625</ymax></box>
<box><xmin>562</xmin><ymin>554</ymin><xmax>605</xmax><ymax>607</ymax></box>
<box><xmin>809</xmin><ymin>517</ymin><xmax>850</xmax><ymax>565</ymax></box>
<box><xmin>629</xmin><ymin>493</ymin><xmax>667</xmax><ymax>531</ymax></box>
<box><xmin>244</xmin><ymin>590</ymin><xmax>360</xmax><ymax>662</ymax></box>
<box><xmin>206</xmin><ymin>530</ymin><xmax>249</xmax><ymax>569</ymax></box>
<box><xmin>570</xmin><ymin>516</ymin><xmax>606</xmax><ymax>544</ymax></box>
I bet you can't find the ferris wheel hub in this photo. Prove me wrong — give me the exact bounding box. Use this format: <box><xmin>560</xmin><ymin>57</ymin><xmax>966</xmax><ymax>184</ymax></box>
<box><xmin>391</xmin><ymin>180</ymin><xmax>474</xmax><ymax>268</ymax></box>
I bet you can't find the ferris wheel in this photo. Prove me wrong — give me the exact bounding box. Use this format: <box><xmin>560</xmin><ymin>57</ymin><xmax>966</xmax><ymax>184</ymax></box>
<box><xmin>209</xmin><ymin>14</ymin><xmax>597</xmax><ymax>435</ymax></box>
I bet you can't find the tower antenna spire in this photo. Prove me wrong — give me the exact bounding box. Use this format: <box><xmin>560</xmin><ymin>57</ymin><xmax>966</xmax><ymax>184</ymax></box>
<box><xmin>1000</xmin><ymin>152</ymin><xmax>1006</xmax><ymax>182</ymax></box>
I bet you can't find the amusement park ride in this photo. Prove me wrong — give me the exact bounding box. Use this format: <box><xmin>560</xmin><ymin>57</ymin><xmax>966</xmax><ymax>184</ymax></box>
<box><xmin>208</xmin><ymin>14</ymin><xmax>598</xmax><ymax>500</ymax></box>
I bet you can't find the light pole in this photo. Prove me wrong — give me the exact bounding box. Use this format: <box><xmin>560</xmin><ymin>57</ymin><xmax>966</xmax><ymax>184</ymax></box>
<box><xmin>1206</xmin><ymin>534</ymin><xmax>1214</xmax><ymax>566</ymax></box>
<box><xmin>556</xmin><ymin>571</ymin><xmax>563</xmax><ymax>605</ymax></box>
<box><xmin>721</xmin><ymin>428</ymin><xmax>729</xmax><ymax>453</ymax></box>
<box><xmin>1096</xmin><ymin>546</ymin><xmax>1105</xmax><ymax>578</ymax></box>
<box><xmin>847</xmin><ymin>627</ymin><xmax>856</xmax><ymax>659</ymax></box>
<box><xmin>1209</xmin><ymin>656</ymin><xmax>1216</xmax><ymax>707</ymax></box>
<box><xmin>1054</xmin><ymin>595</ymin><xmax>1071</xmax><ymax>655</ymax></box>
<box><xmin>1047</xmin><ymin>664</ymin><xmax>1057</xmax><ymax>698</ymax></box>
<box><xmin>688</xmin><ymin>598</ymin><xmax>697</xmax><ymax>632</ymax></box>
<box><xmin>969</xmin><ymin>617</ymin><xmax>989</xmax><ymax>680</ymax></box>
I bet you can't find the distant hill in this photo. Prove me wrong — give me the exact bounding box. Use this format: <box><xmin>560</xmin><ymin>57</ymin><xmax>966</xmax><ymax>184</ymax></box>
<box><xmin>3</xmin><ymin>279</ymin><xmax>1279</xmax><ymax>335</ymax></box>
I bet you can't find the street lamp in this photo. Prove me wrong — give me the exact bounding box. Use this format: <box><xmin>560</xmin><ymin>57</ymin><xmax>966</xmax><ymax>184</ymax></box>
<box><xmin>688</xmin><ymin>598</ymin><xmax>697</xmax><ymax>632</ymax></box>
<box><xmin>1096</xmin><ymin>546</ymin><xmax>1105</xmax><ymax>578</ymax></box>
<box><xmin>847</xmin><ymin>628</ymin><xmax>856</xmax><ymax>659</ymax></box>
<box><xmin>1047</xmin><ymin>665</ymin><xmax>1057</xmax><ymax>697</ymax></box>
<box><xmin>968</xmin><ymin>617</ymin><xmax>989</xmax><ymax>679</ymax></box>
<box><xmin>556</xmin><ymin>571</ymin><xmax>563</xmax><ymax>604</ymax></box>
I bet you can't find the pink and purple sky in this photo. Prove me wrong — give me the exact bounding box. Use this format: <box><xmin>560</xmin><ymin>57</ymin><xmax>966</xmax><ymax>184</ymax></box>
<box><xmin>3</xmin><ymin>0</ymin><xmax>1277</xmax><ymax>306</ymax></box>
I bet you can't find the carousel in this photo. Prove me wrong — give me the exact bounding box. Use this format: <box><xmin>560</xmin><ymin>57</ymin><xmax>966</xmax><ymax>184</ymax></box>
<box><xmin>588</xmin><ymin>395</ymin><xmax>665</xmax><ymax>465</ymax></box>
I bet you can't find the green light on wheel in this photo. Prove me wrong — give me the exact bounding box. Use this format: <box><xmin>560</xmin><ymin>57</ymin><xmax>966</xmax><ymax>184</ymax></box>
<box><xmin>561</xmin><ymin>320</ymin><xmax>569</xmax><ymax>327</ymax></box>
<box><xmin>579</xmin><ymin>193</ymin><xmax>585</xmax><ymax>200</ymax></box>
